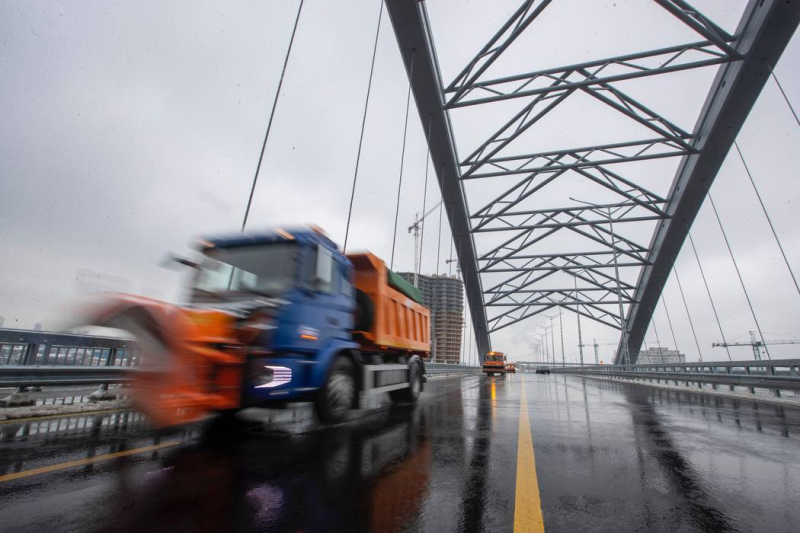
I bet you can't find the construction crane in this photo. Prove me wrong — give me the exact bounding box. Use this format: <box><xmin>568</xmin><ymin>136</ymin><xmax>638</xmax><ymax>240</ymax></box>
<box><xmin>408</xmin><ymin>201</ymin><xmax>441</xmax><ymax>287</ymax></box>
<box><xmin>579</xmin><ymin>339</ymin><xmax>618</xmax><ymax>365</ymax></box>
<box><xmin>445</xmin><ymin>258</ymin><xmax>461</xmax><ymax>279</ymax></box>
<box><xmin>712</xmin><ymin>331</ymin><xmax>800</xmax><ymax>360</ymax></box>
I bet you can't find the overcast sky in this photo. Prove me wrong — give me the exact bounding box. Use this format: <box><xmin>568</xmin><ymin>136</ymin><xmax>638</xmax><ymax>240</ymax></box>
<box><xmin>1</xmin><ymin>1</ymin><xmax>798</xmax><ymax>364</ymax></box>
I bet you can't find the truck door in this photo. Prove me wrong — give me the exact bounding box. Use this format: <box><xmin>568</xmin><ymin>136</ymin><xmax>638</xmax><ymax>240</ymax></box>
<box><xmin>302</xmin><ymin>245</ymin><xmax>353</xmax><ymax>345</ymax></box>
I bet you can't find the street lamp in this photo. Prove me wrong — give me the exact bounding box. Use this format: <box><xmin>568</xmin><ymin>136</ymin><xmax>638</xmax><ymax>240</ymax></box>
<box><xmin>568</xmin><ymin>197</ymin><xmax>631</xmax><ymax>365</ymax></box>
<box><xmin>557</xmin><ymin>306</ymin><xmax>566</xmax><ymax>367</ymax></box>
<box><xmin>543</xmin><ymin>314</ymin><xmax>558</xmax><ymax>366</ymax></box>
<box><xmin>571</xmin><ymin>267</ymin><xmax>588</xmax><ymax>367</ymax></box>
<box><xmin>535</xmin><ymin>325</ymin><xmax>551</xmax><ymax>365</ymax></box>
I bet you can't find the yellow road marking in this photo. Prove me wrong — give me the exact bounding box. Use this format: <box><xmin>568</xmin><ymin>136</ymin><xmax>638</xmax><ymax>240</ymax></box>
<box><xmin>514</xmin><ymin>380</ymin><xmax>545</xmax><ymax>532</ymax></box>
<box><xmin>0</xmin><ymin>441</ymin><xmax>181</xmax><ymax>483</ymax></box>
<box><xmin>0</xmin><ymin>408</ymin><xmax>130</xmax><ymax>426</ymax></box>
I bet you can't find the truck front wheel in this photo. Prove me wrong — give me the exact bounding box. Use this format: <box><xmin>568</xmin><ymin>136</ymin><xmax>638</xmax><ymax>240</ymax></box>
<box><xmin>315</xmin><ymin>356</ymin><xmax>356</xmax><ymax>424</ymax></box>
<box><xmin>390</xmin><ymin>361</ymin><xmax>422</xmax><ymax>404</ymax></box>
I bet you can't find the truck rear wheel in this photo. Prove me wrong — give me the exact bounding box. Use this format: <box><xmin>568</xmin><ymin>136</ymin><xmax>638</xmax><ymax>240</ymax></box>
<box><xmin>315</xmin><ymin>356</ymin><xmax>356</xmax><ymax>424</ymax></box>
<box><xmin>389</xmin><ymin>361</ymin><xmax>422</xmax><ymax>404</ymax></box>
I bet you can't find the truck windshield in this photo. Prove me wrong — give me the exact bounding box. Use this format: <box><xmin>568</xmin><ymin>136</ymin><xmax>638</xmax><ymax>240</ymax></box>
<box><xmin>193</xmin><ymin>243</ymin><xmax>298</xmax><ymax>300</ymax></box>
<box><xmin>487</xmin><ymin>355</ymin><xmax>504</xmax><ymax>362</ymax></box>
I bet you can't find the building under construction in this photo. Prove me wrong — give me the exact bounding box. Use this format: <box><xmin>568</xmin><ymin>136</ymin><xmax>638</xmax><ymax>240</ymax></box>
<box><xmin>398</xmin><ymin>272</ymin><xmax>464</xmax><ymax>364</ymax></box>
<box><xmin>637</xmin><ymin>346</ymin><xmax>686</xmax><ymax>364</ymax></box>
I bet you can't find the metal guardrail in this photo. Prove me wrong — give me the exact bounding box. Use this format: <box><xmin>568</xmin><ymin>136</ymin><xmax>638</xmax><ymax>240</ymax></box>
<box><xmin>0</xmin><ymin>327</ymin><xmax>481</xmax><ymax>390</ymax></box>
<box><xmin>547</xmin><ymin>359</ymin><xmax>800</xmax><ymax>397</ymax></box>
<box><xmin>425</xmin><ymin>362</ymin><xmax>482</xmax><ymax>376</ymax></box>
<box><xmin>0</xmin><ymin>365</ymin><xmax>134</xmax><ymax>388</ymax></box>
<box><xmin>0</xmin><ymin>361</ymin><xmax>482</xmax><ymax>389</ymax></box>
<box><xmin>0</xmin><ymin>328</ymin><xmax>136</xmax><ymax>368</ymax></box>
<box><xmin>0</xmin><ymin>328</ymin><xmax>138</xmax><ymax>405</ymax></box>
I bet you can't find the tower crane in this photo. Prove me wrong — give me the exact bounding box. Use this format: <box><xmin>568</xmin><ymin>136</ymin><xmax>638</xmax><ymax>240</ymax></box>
<box><xmin>579</xmin><ymin>339</ymin><xmax>618</xmax><ymax>365</ymax></box>
<box><xmin>712</xmin><ymin>331</ymin><xmax>800</xmax><ymax>360</ymax></box>
<box><xmin>445</xmin><ymin>258</ymin><xmax>461</xmax><ymax>279</ymax></box>
<box><xmin>408</xmin><ymin>201</ymin><xmax>441</xmax><ymax>287</ymax></box>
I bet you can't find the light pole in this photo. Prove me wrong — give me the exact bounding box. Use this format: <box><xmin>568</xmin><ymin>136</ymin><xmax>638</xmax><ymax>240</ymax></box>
<box><xmin>569</xmin><ymin>197</ymin><xmax>631</xmax><ymax>365</ymax></box>
<box><xmin>574</xmin><ymin>270</ymin><xmax>585</xmax><ymax>366</ymax></box>
<box><xmin>536</xmin><ymin>326</ymin><xmax>550</xmax><ymax>365</ymax></box>
<box><xmin>543</xmin><ymin>314</ymin><xmax>558</xmax><ymax>366</ymax></box>
<box><xmin>558</xmin><ymin>306</ymin><xmax>566</xmax><ymax>367</ymax></box>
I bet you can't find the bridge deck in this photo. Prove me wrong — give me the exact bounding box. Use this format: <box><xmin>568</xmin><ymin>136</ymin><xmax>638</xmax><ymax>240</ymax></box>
<box><xmin>0</xmin><ymin>374</ymin><xmax>798</xmax><ymax>532</ymax></box>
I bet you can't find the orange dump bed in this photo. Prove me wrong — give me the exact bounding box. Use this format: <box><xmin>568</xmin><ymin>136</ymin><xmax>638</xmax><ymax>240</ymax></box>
<box><xmin>347</xmin><ymin>252</ymin><xmax>431</xmax><ymax>356</ymax></box>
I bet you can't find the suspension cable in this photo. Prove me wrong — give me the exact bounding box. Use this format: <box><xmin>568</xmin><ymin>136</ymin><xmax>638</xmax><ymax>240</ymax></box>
<box><xmin>661</xmin><ymin>294</ymin><xmax>679</xmax><ymax>353</ymax></box>
<box><xmin>343</xmin><ymin>0</ymin><xmax>384</xmax><ymax>251</ymax></box>
<box><xmin>390</xmin><ymin>51</ymin><xmax>416</xmax><ymax>269</ymax></box>
<box><xmin>733</xmin><ymin>140</ymin><xmax>800</xmax><ymax>299</ymax></box>
<box><xmin>651</xmin><ymin>316</ymin><xmax>662</xmax><ymax>348</ymax></box>
<box><xmin>461</xmin><ymin>312</ymin><xmax>467</xmax><ymax>364</ymax></box>
<box><xmin>708</xmin><ymin>193</ymin><xmax>771</xmax><ymax>359</ymax></box>
<box><xmin>674</xmin><ymin>268</ymin><xmax>703</xmax><ymax>362</ymax></box>
<box><xmin>466</xmin><ymin>312</ymin><xmax>472</xmax><ymax>366</ymax></box>
<box><xmin>242</xmin><ymin>0</ymin><xmax>305</xmax><ymax>232</ymax></box>
<box><xmin>688</xmin><ymin>232</ymin><xmax>731</xmax><ymax>360</ymax></box>
<box><xmin>435</xmin><ymin>191</ymin><xmax>443</xmax><ymax>276</ymax></box>
<box><xmin>417</xmin><ymin>118</ymin><xmax>433</xmax><ymax>277</ymax></box>
<box><xmin>769</xmin><ymin>65</ymin><xmax>800</xmax><ymax>128</ymax></box>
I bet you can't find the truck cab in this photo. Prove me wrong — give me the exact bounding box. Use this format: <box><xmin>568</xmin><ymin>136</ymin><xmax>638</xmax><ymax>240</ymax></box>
<box><xmin>482</xmin><ymin>351</ymin><xmax>507</xmax><ymax>377</ymax></box>
<box><xmin>190</xmin><ymin>229</ymin><xmax>358</xmax><ymax>410</ymax></box>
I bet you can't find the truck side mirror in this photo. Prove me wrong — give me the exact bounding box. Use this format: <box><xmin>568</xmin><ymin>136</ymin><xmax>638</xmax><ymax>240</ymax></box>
<box><xmin>314</xmin><ymin>245</ymin><xmax>333</xmax><ymax>290</ymax></box>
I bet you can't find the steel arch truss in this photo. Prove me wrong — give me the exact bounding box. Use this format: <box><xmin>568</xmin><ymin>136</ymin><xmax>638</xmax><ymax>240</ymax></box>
<box><xmin>387</xmin><ymin>0</ymin><xmax>800</xmax><ymax>363</ymax></box>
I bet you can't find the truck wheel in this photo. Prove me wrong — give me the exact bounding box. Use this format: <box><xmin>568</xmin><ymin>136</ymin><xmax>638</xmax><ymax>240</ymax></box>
<box><xmin>315</xmin><ymin>356</ymin><xmax>356</xmax><ymax>424</ymax></box>
<box><xmin>354</xmin><ymin>290</ymin><xmax>374</xmax><ymax>331</ymax></box>
<box><xmin>390</xmin><ymin>361</ymin><xmax>422</xmax><ymax>404</ymax></box>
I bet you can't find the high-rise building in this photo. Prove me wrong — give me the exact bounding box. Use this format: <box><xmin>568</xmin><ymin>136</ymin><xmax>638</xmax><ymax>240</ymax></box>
<box><xmin>397</xmin><ymin>272</ymin><xmax>464</xmax><ymax>364</ymax></box>
<box><xmin>637</xmin><ymin>346</ymin><xmax>686</xmax><ymax>364</ymax></box>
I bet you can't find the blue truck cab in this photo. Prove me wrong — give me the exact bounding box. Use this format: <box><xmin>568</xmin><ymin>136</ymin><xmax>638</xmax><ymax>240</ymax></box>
<box><xmin>189</xmin><ymin>226</ymin><xmax>425</xmax><ymax>423</ymax></box>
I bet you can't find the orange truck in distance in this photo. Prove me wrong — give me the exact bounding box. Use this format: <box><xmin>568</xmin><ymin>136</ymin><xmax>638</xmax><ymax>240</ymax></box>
<box><xmin>482</xmin><ymin>351</ymin><xmax>507</xmax><ymax>376</ymax></box>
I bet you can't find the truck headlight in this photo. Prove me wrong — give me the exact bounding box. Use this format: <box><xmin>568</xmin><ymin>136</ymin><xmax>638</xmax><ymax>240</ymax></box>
<box><xmin>254</xmin><ymin>365</ymin><xmax>292</xmax><ymax>388</ymax></box>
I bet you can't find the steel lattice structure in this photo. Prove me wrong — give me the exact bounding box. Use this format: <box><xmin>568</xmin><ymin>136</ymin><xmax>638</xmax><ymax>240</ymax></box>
<box><xmin>386</xmin><ymin>0</ymin><xmax>800</xmax><ymax>363</ymax></box>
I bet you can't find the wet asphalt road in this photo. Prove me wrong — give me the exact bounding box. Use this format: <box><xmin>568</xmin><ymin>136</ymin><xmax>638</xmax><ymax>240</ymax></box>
<box><xmin>0</xmin><ymin>373</ymin><xmax>798</xmax><ymax>532</ymax></box>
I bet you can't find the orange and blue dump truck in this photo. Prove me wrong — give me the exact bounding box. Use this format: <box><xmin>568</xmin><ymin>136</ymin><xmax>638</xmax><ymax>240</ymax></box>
<box><xmin>79</xmin><ymin>226</ymin><xmax>431</xmax><ymax>426</ymax></box>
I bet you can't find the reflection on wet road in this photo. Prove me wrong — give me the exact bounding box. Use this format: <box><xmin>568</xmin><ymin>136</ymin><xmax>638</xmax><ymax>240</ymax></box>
<box><xmin>0</xmin><ymin>374</ymin><xmax>798</xmax><ymax>532</ymax></box>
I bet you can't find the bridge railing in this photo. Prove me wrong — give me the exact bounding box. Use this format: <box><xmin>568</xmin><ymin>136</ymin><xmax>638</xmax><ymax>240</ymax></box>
<box><xmin>548</xmin><ymin>359</ymin><xmax>800</xmax><ymax>398</ymax></box>
<box><xmin>0</xmin><ymin>328</ymin><xmax>481</xmax><ymax>403</ymax></box>
<box><xmin>0</xmin><ymin>328</ymin><xmax>137</xmax><ymax>368</ymax></box>
<box><xmin>425</xmin><ymin>362</ymin><xmax>482</xmax><ymax>376</ymax></box>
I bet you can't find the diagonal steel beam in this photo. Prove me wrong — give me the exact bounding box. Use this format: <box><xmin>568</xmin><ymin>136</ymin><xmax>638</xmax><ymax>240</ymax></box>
<box><xmin>464</xmin><ymin>138</ymin><xmax>691</xmax><ymax>179</ymax></box>
<box><xmin>386</xmin><ymin>0</ymin><xmax>492</xmax><ymax>359</ymax></box>
<box><xmin>446</xmin><ymin>41</ymin><xmax>734</xmax><ymax>108</ymax></box>
<box><xmin>490</xmin><ymin>299</ymin><xmax>622</xmax><ymax>332</ymax></box>
<box><xmin>620</xmin><ymin>0</ymin><xmax>800</xmax><ymax>364</ymax></box>
<box><xmin>484</xmin><ymin>254</ymin><xmax>638</xmax><ymax>304</ymax></box>
<box><xmin>446</xmin><ymin>0</ymin><xmax>553</xmax><ymax>96</ymax></box>
<box><xmin>654</xmin><ymin>0</ymin><xmax>738</xmax><ymax>57</ymax></box>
